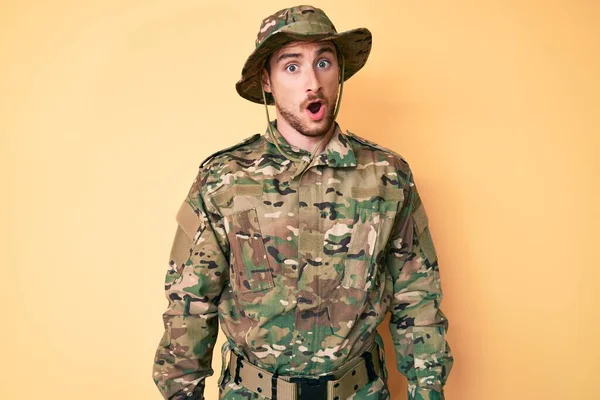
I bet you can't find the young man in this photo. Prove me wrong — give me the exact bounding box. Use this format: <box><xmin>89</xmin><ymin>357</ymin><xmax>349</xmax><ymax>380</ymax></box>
<box><xmin>153</xmin><ymin>5</ymin><xmax>453</xmax><ymax>400</ymax></box>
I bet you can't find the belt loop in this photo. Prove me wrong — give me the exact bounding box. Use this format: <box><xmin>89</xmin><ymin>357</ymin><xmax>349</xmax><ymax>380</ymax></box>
<box><xmin>234</xmin><ymin>354</ymin><xmax>244</xmax><ymax>385</ymax></box>
<box><xmin>271</xmin><ymin>372</ymin><xmax>279</xmax><ymax>400</ymax></box>
<box><xmin>219</xmin><ymin>342</ymin><xmax>232</xmax><ymax>390</ymax></box>
<box><xmin>360</xmin><ymin>351</ymin><xmax>378</xmax><ymax>383</ymax></box>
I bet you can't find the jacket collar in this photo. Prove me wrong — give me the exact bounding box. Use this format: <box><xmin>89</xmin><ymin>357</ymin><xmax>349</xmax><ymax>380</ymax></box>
<box><xmin>264</xmin><ymin>120</ymin><xmax>357</xmax><ymax>168</ymax></box>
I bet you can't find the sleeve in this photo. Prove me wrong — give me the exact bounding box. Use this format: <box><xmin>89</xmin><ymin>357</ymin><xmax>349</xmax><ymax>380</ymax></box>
<box><xmin>386</xmin><ymin>169</ymin><xmax>454</xmax><ymax>400</ymax></box>
<box><xmin>152</xmin><ymin>169</ymin><xmax>230</xmax><ymax>400</ymax></box>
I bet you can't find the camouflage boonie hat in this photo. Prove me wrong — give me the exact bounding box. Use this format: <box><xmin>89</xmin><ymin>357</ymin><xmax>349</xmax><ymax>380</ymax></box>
<box><xmin>236</xmin><ymin>4</ymin><xmax>372</xmax><ymax>104</ymax></box>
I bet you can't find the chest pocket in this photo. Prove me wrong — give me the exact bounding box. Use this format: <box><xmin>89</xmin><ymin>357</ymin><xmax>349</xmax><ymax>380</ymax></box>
<box><xmin>225</xmin><ymin>207</ymin><xmax>274</xmax><ymax>293</ymax></box>
<box><xmin>342</xmin><ymin>208</ymin><xmax>390</xmax><ymax>290</ymax></box>
<box><xmin>342</xmin><ymin>187</ymin><xmax>403</xmax><ymax>291</ymax></box>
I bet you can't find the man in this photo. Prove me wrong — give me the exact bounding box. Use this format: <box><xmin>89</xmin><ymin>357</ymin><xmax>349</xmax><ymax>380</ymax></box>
<box><xmin>153</xmin><ymin>5</ymin><xmax>453</xmax><ymax>400</ymax></box>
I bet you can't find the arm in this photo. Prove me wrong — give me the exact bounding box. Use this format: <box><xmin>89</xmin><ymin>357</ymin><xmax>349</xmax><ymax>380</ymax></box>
<box><xmin>153</xmin><ymin>170</ymin><xmax>230</xmax><ymax>399</ymax></box>
<box><xmin>387</xmin><ymin>169</ymin><xmax>453</xmax><ymax>400</ymax></box>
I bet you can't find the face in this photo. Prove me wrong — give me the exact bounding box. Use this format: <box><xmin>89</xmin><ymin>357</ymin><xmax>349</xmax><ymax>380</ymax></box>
<box><xmin>262</xmin><ymin>41</ymin><xmax>340</xmax><ymax>138</ymax></box>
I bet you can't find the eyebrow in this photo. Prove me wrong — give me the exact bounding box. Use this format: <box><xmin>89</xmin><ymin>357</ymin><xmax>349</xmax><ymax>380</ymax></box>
<box><xmin>275</xmin><ymin>46</ymin><xmax>336</xmax><ymax>64</ymax></box>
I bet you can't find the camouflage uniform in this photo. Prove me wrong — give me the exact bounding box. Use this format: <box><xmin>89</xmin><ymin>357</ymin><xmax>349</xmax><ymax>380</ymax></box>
<box><xmin>153</xmin><ymin>123</ymin><xmax>453</xmax><ymax>399</ymax></box>
<box><xmin>153</xmin><ymin>4</ymin><xmax>452</xmax><ymax>400</ymax></box>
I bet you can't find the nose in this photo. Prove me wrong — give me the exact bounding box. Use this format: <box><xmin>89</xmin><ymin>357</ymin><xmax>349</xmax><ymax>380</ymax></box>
<box><xmin>305</xmin><ymin>66</ymin><xmax>322</xmax><ymax>94</ymax></box>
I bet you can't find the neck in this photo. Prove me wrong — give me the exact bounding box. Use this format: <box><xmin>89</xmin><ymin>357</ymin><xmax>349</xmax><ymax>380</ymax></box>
<box><xmin>274</xmin><ymin>113</ymin><xmax>336</xmax><ymax>154</ymax></box>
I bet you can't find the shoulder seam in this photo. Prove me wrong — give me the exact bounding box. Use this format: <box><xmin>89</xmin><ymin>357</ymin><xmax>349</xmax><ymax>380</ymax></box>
<box><xmin>199</xmin><ymin>133</ymin><xmax>262</xmax><ymax>169</ymax></box>
<box><xmin>345</xmin><ymin>130</ymin><xmax>408</xmax><ymax>164</ymax></box>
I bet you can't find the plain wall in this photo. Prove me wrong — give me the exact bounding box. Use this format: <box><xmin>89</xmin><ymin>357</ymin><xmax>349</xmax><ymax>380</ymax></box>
<box><xmin>2</xmin><ymin>1</ymin><xmax>599</xmax><ymax>399</ymax></box>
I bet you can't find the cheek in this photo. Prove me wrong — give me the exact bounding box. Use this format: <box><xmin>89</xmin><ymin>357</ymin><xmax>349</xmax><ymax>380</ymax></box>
<box><xmin>322</xmin><ymin>70</ymin><xmax>340</xmax><ymax>93</ymax></box>
<box><xmin>275</xmin><ymin>92</ymin><xmax>302</xmax><ymax>112</ymax></box>
<box><xmin>324</xmin><ymin>82</ymin><xmax>339</xmax><ymax>101</ymax></box>
<box><xmin>272</xmin><ymin>82</ymin><xmax>302</xmax><ymax>106</ymax></box>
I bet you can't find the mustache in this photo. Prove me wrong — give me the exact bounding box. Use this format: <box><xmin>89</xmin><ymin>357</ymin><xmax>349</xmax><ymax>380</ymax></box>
<box><xmin>300</xmin><ymin>94</ymin><xmax>327</xmax><ymax>109</ymax></box>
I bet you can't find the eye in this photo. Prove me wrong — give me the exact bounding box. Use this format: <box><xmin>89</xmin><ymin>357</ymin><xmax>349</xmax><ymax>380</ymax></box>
<box><xmin>286</xmin><ymin>64</ymin><xmax>298</xmax><ymax>73</ymax></box>
<box><xmin>317</xmin><ymin>59</ymin><xmax>330</xmax><ymax>69</ymax></box>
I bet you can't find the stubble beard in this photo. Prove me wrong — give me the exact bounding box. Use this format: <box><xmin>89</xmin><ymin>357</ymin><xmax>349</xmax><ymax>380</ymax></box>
<box><xmin>275</xmin><ymin>93</ymin><xmax>338</xmax><ymax>138</ymax></box>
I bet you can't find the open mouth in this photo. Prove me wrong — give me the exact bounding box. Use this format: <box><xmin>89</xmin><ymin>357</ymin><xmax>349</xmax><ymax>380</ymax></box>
<box><xmin>307</xmin><ymin>101</ymin><xmax>322</xmax><ymax>114</ymax></box>
<box><xmin>306</xmin><ymin>100</ymin><xmax>325</xmax><ymax>121</ymax></box>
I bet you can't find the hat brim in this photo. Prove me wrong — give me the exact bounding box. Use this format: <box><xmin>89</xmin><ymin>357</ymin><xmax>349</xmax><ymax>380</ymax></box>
<box><xmin>235</xmin><ymin>28</ymin><xmax>372</xmax><ymax>105</ymax></box>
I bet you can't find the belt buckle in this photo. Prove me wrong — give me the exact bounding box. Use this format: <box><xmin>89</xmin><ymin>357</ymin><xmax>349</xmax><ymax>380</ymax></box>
<box><xmin>289</xmin><ymin>374</ymin><xmax>333</xmax><ymax>400</ymax></box>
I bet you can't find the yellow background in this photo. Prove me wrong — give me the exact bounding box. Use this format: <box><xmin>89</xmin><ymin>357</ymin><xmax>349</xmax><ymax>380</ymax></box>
<box><xmin>2</xmin><ymin>1</ymin><xmax>599</xmax><ymax>399</ymax></box>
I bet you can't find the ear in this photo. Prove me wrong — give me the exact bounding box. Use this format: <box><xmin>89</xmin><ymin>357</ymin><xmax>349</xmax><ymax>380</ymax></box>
<box><xmin>261</xmin><ymin>69</ymin><xmax>272</xmax><ymax>94</ymax></box>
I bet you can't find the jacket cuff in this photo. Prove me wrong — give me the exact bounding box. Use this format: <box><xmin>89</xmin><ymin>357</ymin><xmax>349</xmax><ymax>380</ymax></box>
<box><xmin>408</xmin><ymin>386</ymin><xmax>445</xmax><ymax>400</ymax></box>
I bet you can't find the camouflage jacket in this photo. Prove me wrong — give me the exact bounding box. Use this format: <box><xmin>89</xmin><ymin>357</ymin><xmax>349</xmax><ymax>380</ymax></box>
<box><xmin>153</xmin><ymin>122</ymin><xmax>453</xmax><ymax>400</ymax></box>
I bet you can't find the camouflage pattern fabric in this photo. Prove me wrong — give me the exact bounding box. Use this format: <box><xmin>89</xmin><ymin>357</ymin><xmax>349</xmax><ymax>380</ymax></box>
<box><xmin>153</xmin><ymin>122</ymin><xmax>453</xmax><ymax>400</ymax></box>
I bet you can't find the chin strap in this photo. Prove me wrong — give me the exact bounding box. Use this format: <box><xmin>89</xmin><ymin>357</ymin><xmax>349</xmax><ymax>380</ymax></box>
<box><xmin>261</xmin><ymin>83</ymin><xmax>302</xmax><ymax>162</ymax></box>
<box><xmin>334</xmin><ymin>51</ymin><xmax>345</xmax><ymax>121</ymax></box>
<box><xmin>260</xmin><ymin>52</ymin><xmax>346</xmax><ymax>166</ymax></box>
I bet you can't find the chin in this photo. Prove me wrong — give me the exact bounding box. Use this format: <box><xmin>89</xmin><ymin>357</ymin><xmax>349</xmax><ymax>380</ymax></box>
<box><xmin>303</xmin><ymin>119</ymin><xmax>334</xmax><ymax>137</ymax></box>
<box><xmin>301</xmin><ymin>131</ymin><xmax>326</xmax><ymax>138</ymax></box>
<box><xmin>301</xmin><ymin>125</ymin><xmax>329</xmax><ymax>137</ymax></box>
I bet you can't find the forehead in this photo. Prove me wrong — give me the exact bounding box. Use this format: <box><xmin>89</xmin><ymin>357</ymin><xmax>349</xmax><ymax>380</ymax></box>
<box><xmin>271</xmin><ymin>40</ymin><xmax>337</xmax><ymax>60</ymax></box>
